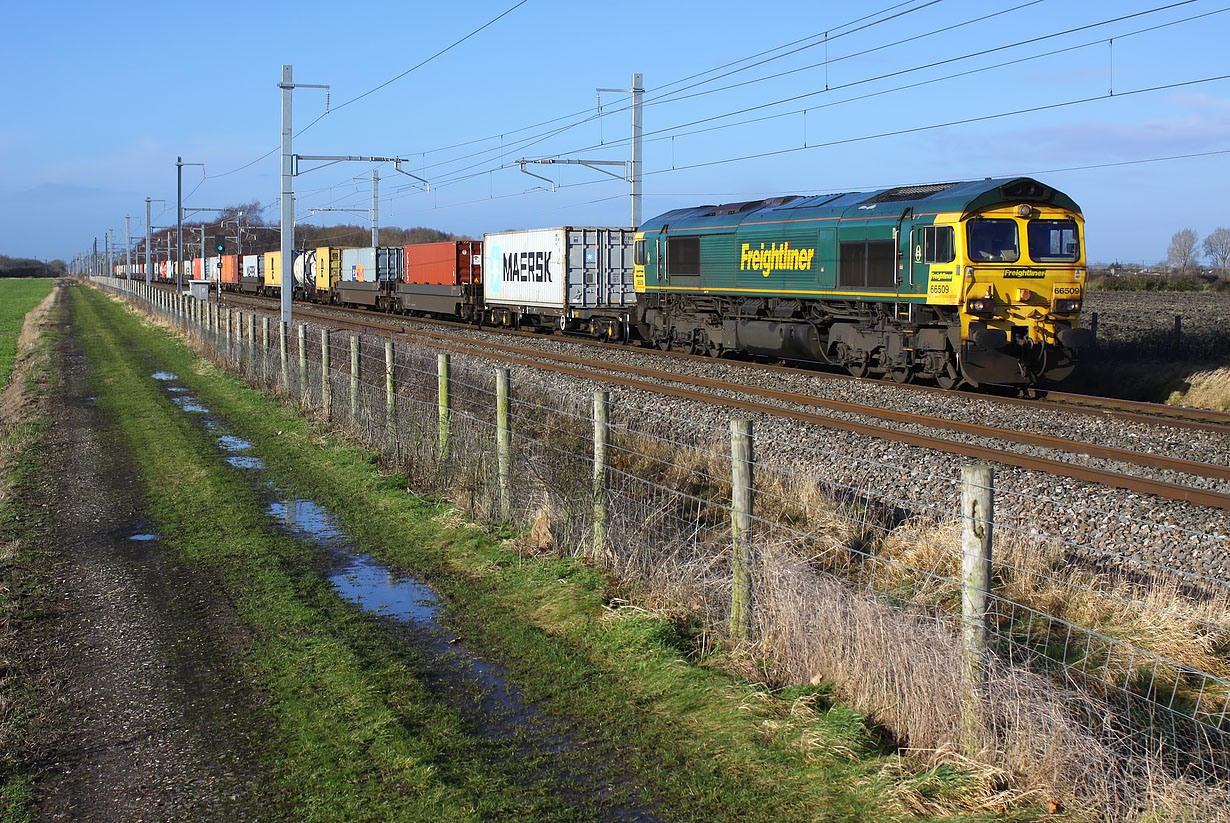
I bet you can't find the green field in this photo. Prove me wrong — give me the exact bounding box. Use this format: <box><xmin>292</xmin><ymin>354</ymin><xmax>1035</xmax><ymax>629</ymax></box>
<box><xmin>0</xmin><ymin>279</ymin><xmax>54</xmax><ymax>388</ymax></box>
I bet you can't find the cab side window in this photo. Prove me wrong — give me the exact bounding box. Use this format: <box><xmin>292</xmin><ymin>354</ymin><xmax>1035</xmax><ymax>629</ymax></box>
<box><xmin>922</xmin><ymin>225</ymin><xmax>954</xmax><ymax>264</ymax></box>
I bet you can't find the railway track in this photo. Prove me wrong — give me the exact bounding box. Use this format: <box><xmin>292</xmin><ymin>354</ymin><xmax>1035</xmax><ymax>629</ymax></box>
<box><xmin>208</xmin><ymin>286</ymin><xmax>1230</xmax><ymax>435</ymax></box>
<box><xmin>220</xmin><ymin>292</ymin><xmax>1230</xmax><ymax>511</ymax></box>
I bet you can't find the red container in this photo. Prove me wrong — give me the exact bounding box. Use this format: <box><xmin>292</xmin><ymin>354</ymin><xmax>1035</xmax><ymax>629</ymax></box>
<box><xmin>193</xmin><ymin>258</ymin><xmax>203</xmax><ymax>278</ymax></box>
<box><xmin>221</xmin><ymin>254</ymin><xmax>239</xmax><ymax>284</ymax></box>
<box><xmin>403</xmin><ymin>241</ymin><xmax>482</xmax><ymax>286</ymax></box>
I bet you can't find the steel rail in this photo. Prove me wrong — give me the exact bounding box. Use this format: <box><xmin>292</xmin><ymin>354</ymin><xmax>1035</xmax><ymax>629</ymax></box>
<box><xmin>225</xmin><ymin>296</ymin><xmax>1230</xmax><ymax>511</ymax></box>
<box><xmin>223</xmin><ymin>289</ymin><xmax>1230</xmax><ymax>435</ymax></box>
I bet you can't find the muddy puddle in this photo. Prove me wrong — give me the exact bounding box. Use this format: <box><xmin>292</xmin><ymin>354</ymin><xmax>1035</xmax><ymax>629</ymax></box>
<box><xmin>150</xmin><ymin>371</ymin><xmax>660</xmax><ymax>821</ymax></box>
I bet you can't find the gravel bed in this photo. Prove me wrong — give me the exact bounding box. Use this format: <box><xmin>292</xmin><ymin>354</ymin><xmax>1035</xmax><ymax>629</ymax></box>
<box><xmin>347</xmin><ymin>312</ymin><xmax>1230</xmax><ymax>488</ymax></box>
<box><xmin>438</xmin><ymin>342</ymin><xmax>1230</xmax><ymax>579</ymax></box>
<box><xmin>224</xmin><ymin>297</ymin><xmax>1230</xmax><ymax>579</ymax></box>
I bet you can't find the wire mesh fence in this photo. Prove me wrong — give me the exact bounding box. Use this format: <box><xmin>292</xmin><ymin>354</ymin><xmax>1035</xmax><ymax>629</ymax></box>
<box><xmin>98</xmin><ymin>277</ymin><xmax>1230</xmax><ymax>821</ymax></box>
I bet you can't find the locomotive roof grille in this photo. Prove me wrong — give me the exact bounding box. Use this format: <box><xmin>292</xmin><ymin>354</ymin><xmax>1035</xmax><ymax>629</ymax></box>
<box><xmin>706</xmin><ymin>195</ymin><xmax>799</xmax><ymax>216</ymax></box>
<box><xmin>861</xmin><ymin>182</ymin><xmax>958</xmax><ymax>204</ymax></box>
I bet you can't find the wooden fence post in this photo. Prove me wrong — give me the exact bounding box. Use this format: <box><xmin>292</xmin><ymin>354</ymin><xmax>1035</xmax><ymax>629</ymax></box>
<box><xmin>298</xmin><ymin>324</ymin><xmax>308</xmax><ymax>404</ymax></box>
<box><xmin>1173</xmin><ymin>314</ymin><xmax>1182</xmax><ymax>351</ymax></box>
<box><xmin>1089</xmin><ymin>311</ymin><xmax>1098</xmax><ymax>340</ymax></box>
<box><xmin>730</xmin><ymin>419</ymin><xmax>754</xmax><ymax>643</ymax></box>
<box><xmin>385</xmin><ymin>339</ymin><xmax>396</xmax><ymax>449</ymax></box>
<box><xmin>247</xmin><ymin>312</ymin><xmax>256</xmax><ymax>376</ymax></box>
<box><xmin>261</xmin><ymin>316</ymin><xmax>270</xmax><ymax>381</ymax></box>
<box><xmin>437</xmin><ymin>353</ymin><xmax>451</xmax><ymax>461</ymax></box>
<box><xmin>960</xmin><ymin>464</ymin><xmax>994</xmax><ymax>757</ymax></box>
<box><xmin>592</xmin><ymin>390</ymin><xmax>610</xmax><ymax>559</ymax></box>
<box><xmin>321</xmin><ymin>328</ymin><xmax>331</xmax><ymax>422</ymax></box>
<box><xmin>350</xmin><ymin>335</ymin><xmax>360</xmax><ymax>425</ymax></box>
<box><xmin>496</xmin><ymin>368</ymin><xmax>511</xmax><ymax>520</ymax></box>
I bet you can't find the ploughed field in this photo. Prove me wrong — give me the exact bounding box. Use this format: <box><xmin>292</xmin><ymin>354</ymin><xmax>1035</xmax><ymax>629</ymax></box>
<box><xmin>1082</xmin><ymin>289</ymin><xmax>1230</xmax><ymax>363</ymax></box>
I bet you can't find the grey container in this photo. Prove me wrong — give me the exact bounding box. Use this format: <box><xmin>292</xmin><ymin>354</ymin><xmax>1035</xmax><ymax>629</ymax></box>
<box><xmin>376</xmin><ymin>246</ymin><xmax>403</xmax><ymax>282</ymax></box>
<box><xmin>482</xmin><ymin>227</ymin><xmax>636</xmax><ymax>313</ymax></box>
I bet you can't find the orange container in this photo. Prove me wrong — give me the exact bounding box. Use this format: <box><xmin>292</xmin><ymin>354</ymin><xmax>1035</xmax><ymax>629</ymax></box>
<box><xmin>403</xmin><ymin>241</ymin><xmax>482</xmax><ymax>286</ymax></box>
<box><xmin>221</xmin><ymin>254</ymin><xmax>239</xmax><ymax>284</ymax></box>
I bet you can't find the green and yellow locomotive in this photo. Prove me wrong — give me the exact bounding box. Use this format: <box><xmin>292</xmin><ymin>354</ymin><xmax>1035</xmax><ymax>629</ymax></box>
<box><xmin>633</xmin><ymin>177</ymin><xmax>1093</xmax><ymax>388</ymax></box>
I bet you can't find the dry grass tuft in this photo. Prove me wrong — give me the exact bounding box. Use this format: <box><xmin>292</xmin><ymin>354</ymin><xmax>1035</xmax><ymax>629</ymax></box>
<box><xmin>1166</xmin><ymin>366</ymin><xmax>1230</xmax><ymax>412</ymax></box>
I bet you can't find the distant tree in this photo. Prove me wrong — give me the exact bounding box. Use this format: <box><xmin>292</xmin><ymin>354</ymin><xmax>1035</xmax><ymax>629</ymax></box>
<box><xmin>220</xmin><ymin>201</ymin><xmax>267</xmax><ymax>226</ymax></box>
<box><xmin>1167</xmin><ymin>228</ymin><xmax>1200</xmax><ymax>274</ymax></box>
<box><xmin>1203</xmin><ymin>228</ymin><xmax>1230</xmax><ymax>278</ymax></box>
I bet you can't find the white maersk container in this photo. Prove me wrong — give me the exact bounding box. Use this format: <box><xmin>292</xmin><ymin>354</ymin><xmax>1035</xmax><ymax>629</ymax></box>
<box><xmin>205</xmin><ymin>256</ymin><xmax>221</xmax><ymax>283</ymax></box>
<box><xmin>482</xmin><ymin>227</ymin><xmax>636</xmax><ymax>314</ymax></box>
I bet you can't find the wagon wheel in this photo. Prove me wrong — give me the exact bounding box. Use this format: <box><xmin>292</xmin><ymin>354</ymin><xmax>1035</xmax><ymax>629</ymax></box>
<box><xmin>935</xmin><ymin>360</ymin><xmax>960</xmax><ymax>390</ymax></box>
<box><xmin>845</xmin><ymin>351</ymin><xmax>870</xmax><ymax>378</ymax></box>
<box><xmin>888</xmin><ymin>364</ymin><xmax>915</xmax><ymax>384</ymax></box>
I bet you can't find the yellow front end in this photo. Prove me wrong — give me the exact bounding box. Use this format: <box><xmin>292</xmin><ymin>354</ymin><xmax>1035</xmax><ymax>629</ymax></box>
<box><xmin>951</xmin><ymin>204</ymin><xmax>1089</xmax><ymax>384</ymax></box>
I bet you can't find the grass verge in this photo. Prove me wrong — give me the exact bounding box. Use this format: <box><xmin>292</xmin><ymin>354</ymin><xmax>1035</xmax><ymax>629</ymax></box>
<box><xmin>78</xmin><ymin>284</ymin><xmax>1051</xmax><ymax>823</ymax></box>
<box><xmin>0</xmin><ymin>284</ymin><xmax>59</xmax><ymax>823</ymax></box>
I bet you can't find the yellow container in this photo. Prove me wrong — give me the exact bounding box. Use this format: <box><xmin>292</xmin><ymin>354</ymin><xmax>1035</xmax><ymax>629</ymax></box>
<box><xmin>264</xmin><ymin>251</ymin><xmax>283</xmax><ymax>288</ymax></box>
<box><xmin>316</xmin><ymin>246</ymin><xmax>341</xmax><ymax>292</ymax></box>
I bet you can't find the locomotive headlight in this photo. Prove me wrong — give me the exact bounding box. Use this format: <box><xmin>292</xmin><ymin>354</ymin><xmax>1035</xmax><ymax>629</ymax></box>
<box><xmin>966</xmin><ymin>297</ymin><xmax>995</xmax><ymax>314</ymax></box>
<box><xmin>1052</xmin><ymin>298</ymin><xmax>1082</xmax><ymax>314</ymax></box>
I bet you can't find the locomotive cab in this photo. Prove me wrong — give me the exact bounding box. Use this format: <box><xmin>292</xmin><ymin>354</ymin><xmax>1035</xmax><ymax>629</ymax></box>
<box><xmin>948</xmin><ymin>181</ymin><xmax>1093</xmax><ymax>386</ymax></box>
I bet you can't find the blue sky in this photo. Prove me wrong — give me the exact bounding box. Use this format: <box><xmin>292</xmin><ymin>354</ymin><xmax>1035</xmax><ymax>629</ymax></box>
<box><xmin>3</xmin><ymin>0</ymin><xmax>1228</xmax><ymax>265</ymax></box>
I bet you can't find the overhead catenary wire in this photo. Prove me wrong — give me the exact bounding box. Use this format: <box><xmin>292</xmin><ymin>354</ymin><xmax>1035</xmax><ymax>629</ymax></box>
<box><xmin>432</xmin><ymin>0</ymin><xmax>1219</xmax><ymax>187</ymax></box>
<box><xmin>205</xmin><ymin>0</ymin><xmax>532</xmax><ymax>182</ymax></box>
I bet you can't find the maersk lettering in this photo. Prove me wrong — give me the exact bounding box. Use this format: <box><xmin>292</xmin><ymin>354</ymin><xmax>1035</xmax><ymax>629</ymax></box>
<box><xmin>740</xmin><ymin>242</ymin><xmax>816</xmax><ymax>277</ymax></box>
<box><xmin>502</xmin><ymin>251</ymin><xmax>553</xmax><ymax>282</ymax></box>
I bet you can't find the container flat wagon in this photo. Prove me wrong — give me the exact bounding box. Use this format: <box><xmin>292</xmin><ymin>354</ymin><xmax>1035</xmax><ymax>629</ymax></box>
<box><xmin>482</xmin><ymin>227</ymin><xmax>636</xmax><ymax>341</ymax></box>
<box><xmin>394</xmin><ymin>241</ymin><xmax>483</xmax><ymax>320</ymax></box>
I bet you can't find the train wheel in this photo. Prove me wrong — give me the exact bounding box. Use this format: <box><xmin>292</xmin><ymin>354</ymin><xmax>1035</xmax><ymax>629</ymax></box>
<box><xmin>889</xmin><ymin>365</ymin><xmax>915</xmax><ymax>384</ymax></box>
<box><xmin>845</xmin><ymin>352</ymin><xmax>869</xmax><ymax>378</ymax></box>
<box><xmin>935</xmin><ymin>362</ymin><xmax>960</xmax><ymax>390</ymax></box>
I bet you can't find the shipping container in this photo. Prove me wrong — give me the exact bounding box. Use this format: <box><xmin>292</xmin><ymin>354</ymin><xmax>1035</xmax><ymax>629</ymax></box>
<box><xmin>483</xmin><ymin>227</ymin><xmax>635</xmax><ymax>312</ymax></box>
<box><xmin>403</xmin><ymin>241</ymin><xmax>482</xmax><ymax>286</ymax></box>
<box><xmin>192</xmin><ymin>258</ymin><xmax>203</xmax><ymax>279</ymax></box>
<box><xmin>392</xmin><ymin>241</ymin><xmax>483</xmax><ymax>319</ymax></box>
<box><xmin>240</xmin><ymin>254</ymin><xmax>263</xmax><ymax>294</ymax></box>
<box><xmin>292</xmin><ymin>249</ymin><xmax>316</xmax><ymax>295</ymax></box>
<box><xmin>341</xmin><ymin>247</ymin><xmax>376</xmax><ymax>282</ymax></box>
<box><xmin>205</xmin><ymin>256</ymin><xmax>221</xmax><ymax>283</ymax></box>
<box><xmin>264</xmin><ymin>251</ymin><xmax>282</xmax><ymax>289</ymax></box>
<box><xmin>315</xmin><ymin>247</ymin><xmax>341</xmax><ymax>293</ymax></box>
<box><xmin>220</xmin><ymin>255</ymin><xmax>239</xmax><ymax>285</ymax></box>
<box><xmin>337</xmin><ymin>247</ymin><xmax>380</xmax><ymax>307</ymax></box>
<box><xmin>376</xmin><ymin>247</ymin><xmax>403</xmax><ymax>282</ymax></box>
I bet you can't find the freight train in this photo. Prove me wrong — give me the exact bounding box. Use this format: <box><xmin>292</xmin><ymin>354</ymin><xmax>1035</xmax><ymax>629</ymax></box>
<box><xmin>113</xmin><ymin>176</ymin><xmax>1092</xmax><ymax>389</ymax></box>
